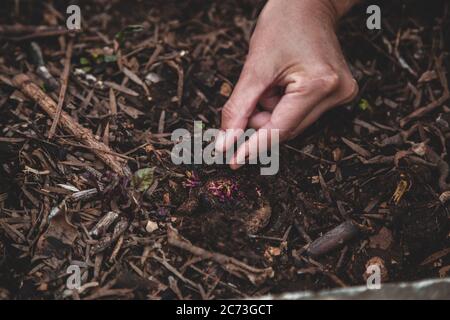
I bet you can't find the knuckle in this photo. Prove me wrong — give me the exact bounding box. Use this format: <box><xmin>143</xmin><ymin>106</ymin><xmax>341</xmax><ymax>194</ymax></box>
<box><xmin>288</xmin><ymin>66</ymin><xmax>340</xmax><ymax>95</ymax></box>
<box><xmin>319</xmin><ymin>71</ymin><xmax>341</xmax><ymax>93</ymax></box>
<box><xmin>313</xmin><ymin>66</ymin><xmax>341</xmax><ymax>93</ymax></box>
<box><xmin>340</xmin><ymin>76</ymin><xmax>359</xmax><ymax>102</ymax></box>
<box><xmin>288</xmin><ymin>65</ymin><xmax>359</xmax><ymax>104</ymax></box>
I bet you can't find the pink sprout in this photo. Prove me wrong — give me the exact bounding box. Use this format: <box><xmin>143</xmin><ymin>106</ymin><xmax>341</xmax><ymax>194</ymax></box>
<box><xmin>205</xmin><ymin>178</ymin><xmax>242</xmax><ymax>202</ymax></box>
<box><xmin>183</xmin><ymin>170</ymin><xmax>201</xmax><ymax>188</ymax></box>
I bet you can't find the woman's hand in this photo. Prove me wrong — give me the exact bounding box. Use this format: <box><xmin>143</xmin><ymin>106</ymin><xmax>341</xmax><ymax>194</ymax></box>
<box><xmin>215</xmin><ymin>0</ymin><xmax>359</xmax><ymax>169</ymax></box>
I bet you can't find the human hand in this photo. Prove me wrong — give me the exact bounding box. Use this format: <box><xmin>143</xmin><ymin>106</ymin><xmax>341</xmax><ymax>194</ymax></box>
<box><xmin>215</xmin><ymin>0</ymin><xmax>359</xmax><ymax>169</ymax></box>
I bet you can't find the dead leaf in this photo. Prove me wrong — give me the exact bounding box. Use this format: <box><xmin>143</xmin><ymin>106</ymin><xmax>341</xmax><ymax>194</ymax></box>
<box><xmin>36</xmin><ymin>214</ymin><xmax>79</xmax><ymax>257</ymax></box>
<box><xmin>118</xmin><ymin>102</ymin><xmax>144</xmax><ymax>119</ymax></box>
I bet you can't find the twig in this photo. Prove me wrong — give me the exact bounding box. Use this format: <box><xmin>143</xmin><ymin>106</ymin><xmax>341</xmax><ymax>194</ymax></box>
<box><xmin>167</xmin><ymin>226</ymin><xmax>273</xmax><ymax>285</ymax></box>
<box><xmin>166</xmin><ymin>60</ymin><xmax>184</xmax><ymax>107</ymax></box>
<box><xmin>400</xmin><ymin>56</ymin><xmax>450</xmax><ymax>127</ymax></box>
<box><xmin>30</xmin><ymin>42</ymin><xmax>59</xmax><ymax>90</ymax></box>
<box><xmin>58</xmin><ymin>139</ymin><xmax>136</xmax><ymax>161</ymax></box>
<box><xmin>400</xmin><ymin>93</ymin><xmax>450</xmax><ymax>127</ymax></box>
<box><xmin>341</xmin><ymin>137</ymin><xmax>372</xmax><ymax>158</ymax></box>
<box><xmin>9</xmin><ymin>30</ymin><xmax>78</xmax><ymax>41</ymax></box>
<box><xmin>145</xmin><ymin>44</ymin><xmax>163</xmax><ymax>71</ymax></box>
<box><xmin>284</xmin><ymin>144</ymin><xmax>334</xmax><ymax>164</ymax></box>
<box><xmin>0</xmin><ymin>25</ymin><xmax>78</xmax><ymax>41</ymax></box>
<box><xmin>89</xmin><ymin>211</ymin><xmax>119</xmax><ymax>238</ymax></box>
<box><xmin>91</xmin><ymin>218</ymin><xmax>129</xmax><ymax>254</ymax></box>
<box><xmin>0</xmin><ymin>24</ymin><xmax>66</xmax><ymax>34</ymax></box>
<box><xmin>152</xmin><ymin>255</ymin><xmax>203</xmax><ymax>293</ymax></box>
<box><xmin>306</xmin><ymin>220</ymin><xmax>361</xmax><ymax>257</ymax></box>
<box><xmin>48</xmin><ymin>38</ymin><xmax>74</xmax><ymax>139</ymax></box>
<box><xmin>12</xmin><ymin>74</ymin><xmax>130</xmax><ymax>176</ymax></box>
<box><xmin>425</xmin><ymin>146</ymin><xmax>450</xmax><ymax>191</ymax></box>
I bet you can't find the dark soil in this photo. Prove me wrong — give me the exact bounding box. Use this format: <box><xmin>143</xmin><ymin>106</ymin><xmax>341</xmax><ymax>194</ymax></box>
<box><xmin>0</xmin><ymin>0</ymin><xmax>449</xmax><ymax>299</ymax></box>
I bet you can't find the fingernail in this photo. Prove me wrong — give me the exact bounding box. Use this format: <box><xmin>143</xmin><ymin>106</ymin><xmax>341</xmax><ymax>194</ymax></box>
<box><xmin>229</xmin><ymin>158</ymin><xmax>241</xmax><ymax>170</ymax></box>
<box><xmin>229</xmin><ymin>151</ymin><xmax>245</xmax><ymax>170</ymax></box>
<box><xmin>214</xmin><ymin>130</ymin><xmax>226</xmax><ymax>152</ymax></box>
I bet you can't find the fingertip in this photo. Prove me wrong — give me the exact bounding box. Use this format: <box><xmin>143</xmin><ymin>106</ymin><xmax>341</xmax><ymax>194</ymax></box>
<box><xmin>229</xmin><ymin>163</ymin><xmax>241</xmax><ymax>170</ymax></box>
<box><xmin>218</xmin><ymin>128</ymin><xmax>245</xmax><ymax>153</ymax></box>
<box><xmin>214</xmin><ymin>130</ymin><xmax>226</xmax><ymax>152</ymax></box>
<box><xmin>229</xmin><ymin>156</ymin><xmax>244</xmax><ymax>170</ymax></box>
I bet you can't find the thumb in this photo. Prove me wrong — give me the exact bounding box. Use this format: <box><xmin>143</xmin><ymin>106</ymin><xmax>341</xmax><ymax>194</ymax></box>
<box><xmin>215</xmin><ymin>67</ymin><xmax>267</xmax><ymax>152</ymax></box>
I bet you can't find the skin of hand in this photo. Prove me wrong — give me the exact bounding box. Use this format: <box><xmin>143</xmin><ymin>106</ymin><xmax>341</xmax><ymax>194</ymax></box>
<box><xmin>215</xmin><ymin>0</ymin><xmax>360</xmax><ymax>169</ymax></box>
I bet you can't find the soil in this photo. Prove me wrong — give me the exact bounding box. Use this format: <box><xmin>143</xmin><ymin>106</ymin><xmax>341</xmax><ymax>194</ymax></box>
<box><xmin>0</xmin><ymin>0</ymin><xmax>449</xmax><ymax>299</ymax></box>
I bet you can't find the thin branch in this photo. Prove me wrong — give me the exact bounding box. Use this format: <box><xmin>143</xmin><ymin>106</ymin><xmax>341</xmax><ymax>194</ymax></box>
<box><xmin>48</xmin><ymin>37</ymin><xmax>74</xmax><ymax>139</ymax></box>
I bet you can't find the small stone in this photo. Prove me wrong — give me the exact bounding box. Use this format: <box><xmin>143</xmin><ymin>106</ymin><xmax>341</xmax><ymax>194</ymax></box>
<box><xmin>411</xmin><ymin>142</ymin><xmax>426</xmax><ymax>156</ymax></box>
<box><xmin>311</xmin><ymin>176</ymin><xmax>320</xmax><ymax>184</ymax></box>
<box><xmin>264</xmin><ymin>246</ymin><xmax>281</xmax><ymax>262</ymax></box>
<box><xmin>145</xmin><ymin>220</ymin><xmax>159</xmax><ymax>233</ymax></box>
<box><xmin>439</xmin><ymin>191</ymin><xmax>450</xmax><ymax>204</ymax></box>
<box><xmin>268</xmin><ymin>246</ymin><xmax>281</xmax><ymax>256</ymax></box>
<box><xmin>369</xmin><ymin>227</ymin><xmax>393</xmax><ymax>250</ymax></box>
<box><xmin>332</xmin><ymin>148</ymin><xmax>342</xmax><ymax>162</ymax></box>
<box><xmin>145</xmin><ymin>72</ymin><xmax>162</xmax><ymax>84</ymax></box>
<box><xmin>220</xmin><ymin>82</ymin><xmax>232</xmax><ymax>97</ymax></box>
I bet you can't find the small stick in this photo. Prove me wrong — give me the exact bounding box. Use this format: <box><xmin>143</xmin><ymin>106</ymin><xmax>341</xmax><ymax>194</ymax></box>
<box><xmin>425</xmin><ymin>146</ymin><xmax>450</xmax><ymax>191</ymax></box>
<box><xmin>400</xmin><ymin>93</ymin><xmax>450</xmax><ymax>127</ymax></box>
<box><xmin>0</xmin><ymin>25</ymin><xmax>65</xmax><ymax>34</ymax></box>
<box><xmin>9</xmin><ymin>30</ymin><xmax>79</xmax><ymax>41</ymax></box>
<box><xmin>30</xmin><ymin>42</ymin><xmax>59</xmax><ymax>90</ymax></box>
<box><xmin>294</xmin><ymin>218</ymin><xmax>312</xmax><ymax>243</ymax></box>
<box><xmin>48</xmin><ymin>38</ymin><xmax>74</xmax><ymax>139</ymax></box>
<box><xmin>284</xmin><ymin>144</ymin><xmax>334</xmax><ymax>164</ymax></box>
<box><xmin>306</xmin><ymin>220</ymin><xmax>360</xmax><ymax>257</ymax></box>
<box><xmin>91</xmin><ymin>218</ymin><xmax>129</xmax><ymax>254</ymax></box>
<box><xmin>12</xmin><ymin>74</ymin><xmax>130</xmax><ymax>176</ymax></box>
<box><xmin>89</xmin><ymin>211</ymin><xmax>120</xmax><ymax>238</ymax></box>
<box><xmin>400</xmin><ymin>56</ymin><xmax>450</xmax><ymax>127</ymax></box>
<box><xmin>167</xmin><ymin>226</ymin><xmax>273</xmax><ymax>285</ymax></box>
<box><xmin>167</xmin><ymin>60</ymin><xmax>184</xmax><ymax>107</ymax></box>
<box><xmin>145</xmin><ymin>44</ymin><xmax>163</xmax><ymax>71</ymax></box>
<box><xmin>58</xmin><ymin>139</ymin><xmax>136</xmax><ymax>161</ymax></box>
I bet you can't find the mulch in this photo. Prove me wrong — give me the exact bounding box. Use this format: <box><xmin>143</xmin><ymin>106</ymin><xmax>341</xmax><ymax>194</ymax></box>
<box><xmin>0</xmin><ymin>0</ymin><xmax>449</xmax><ymax>299</ymax></box>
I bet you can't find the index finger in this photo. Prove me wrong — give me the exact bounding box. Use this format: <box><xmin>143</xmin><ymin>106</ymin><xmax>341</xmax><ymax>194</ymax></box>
<box><xmin>230</xmin><ymin>82</ymin><xmax>327</xmax><ymax>169</ymax></box>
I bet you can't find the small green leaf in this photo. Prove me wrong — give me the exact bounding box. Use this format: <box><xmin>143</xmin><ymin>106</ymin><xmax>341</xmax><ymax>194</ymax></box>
<box><xmin>80</xmin><ymin>57</ymin><xmax>90</xmax><ymax>65</ymax></box>
<box><xmin>358</xmin><ymin>99</ymin><xmax>372</xmax><ymax>111</ymax></box>
<box><xmin>132</xmin><ymin>167</ymin><xmax>155</xmax><ymax>192</ymax></box>
<box><xmin>104</xmin><ymin>54</ymin><xmax>117</xmax><ymax>63</ymax></box>
<box><xmin>194</xmin><ymin>122</ymin><xmax>205</xmax><ymax>130</ymax></box>
<box><xmin>121</xmin><ymin>25</ymin><xmax>144</xmax><ymax>34</ymax></box>
<box><xmin>115</xmin><ymin>25</ymin><xmax>144</xmax><ymax>44</ymax></box>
